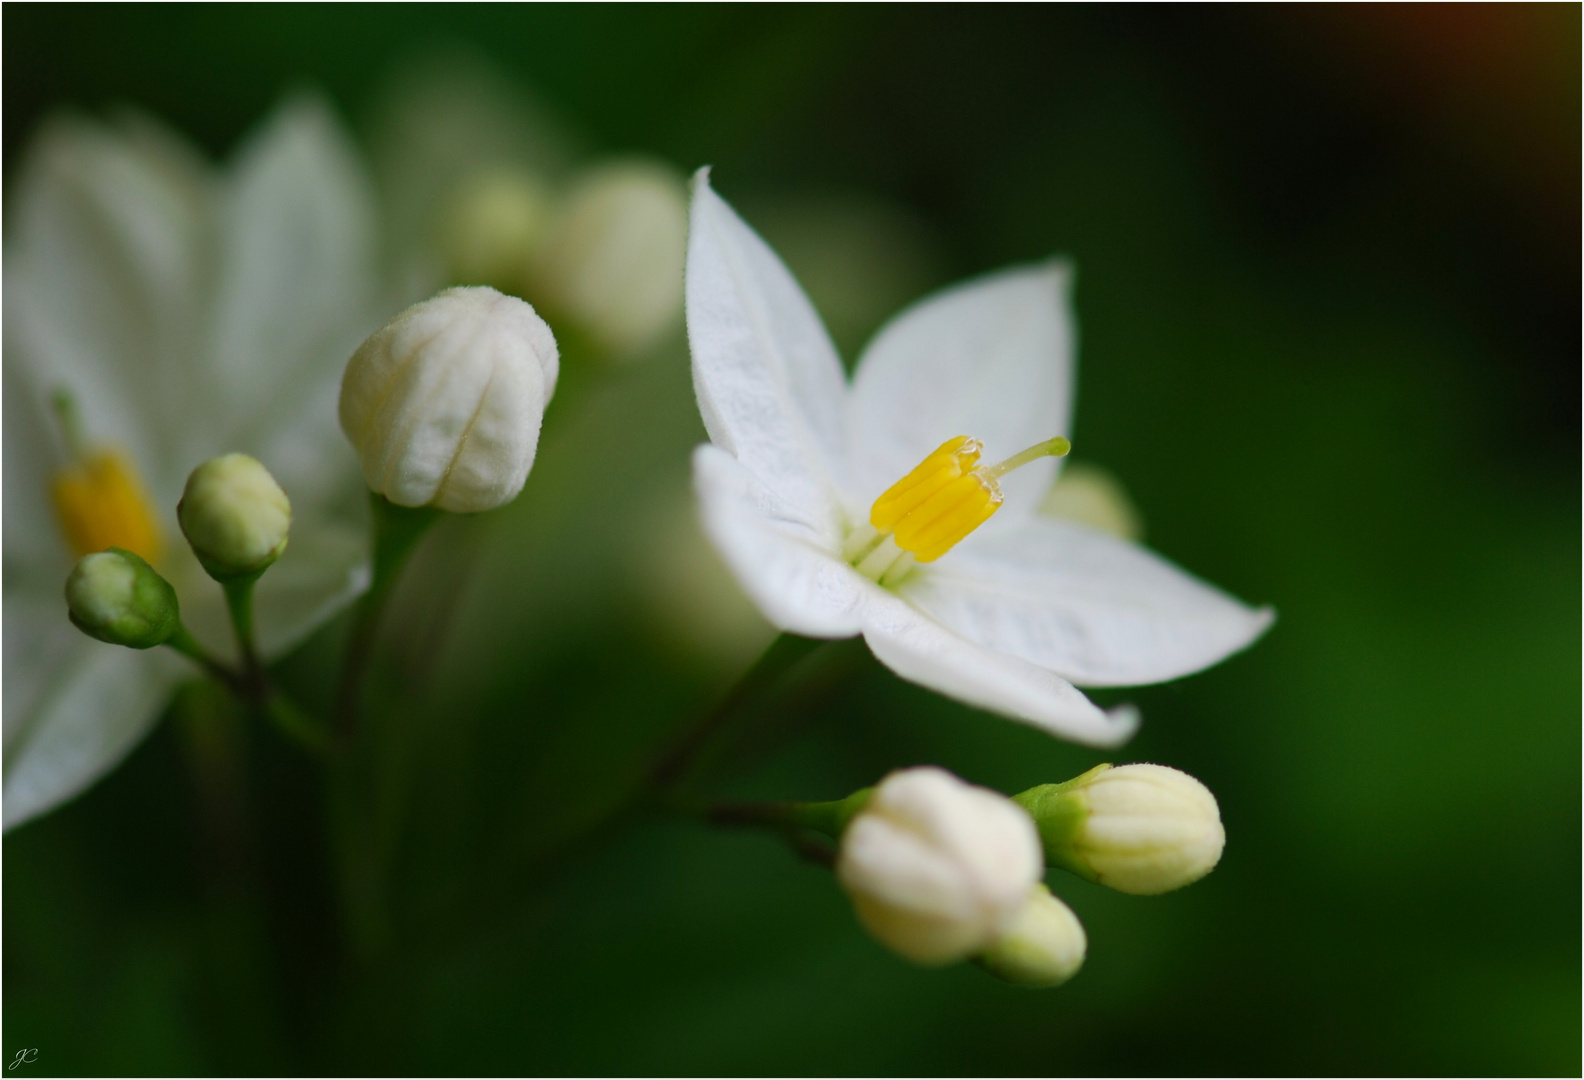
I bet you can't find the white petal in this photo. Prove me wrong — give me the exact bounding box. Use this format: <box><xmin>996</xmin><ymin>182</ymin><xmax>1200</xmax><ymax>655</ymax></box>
<box><xmin>685</xmin><ymin>171</ymin><xmax>850</xmax><ymax>541</ymax></box>
<box><xmin>691</xmin><ymin>444</ymin><xmax>866</xmax><ymax>638</ymax></box>
<box><xmin>3</xmin><ymin>591</ymin><xmax>82</xmax><ymax>750</ymax></box>
<box><xmin>210</xmin><ymin>95</ymin><xmax>378</xmax><ymax>455</ymax></box>
<box><xmin>4</xmin><ymin>109</ymin><xmax>212</xmax><ymax>477</ymax></box>
<box><xmin>252</xmin><ymin>518</ymin><xmax>370</xmax><ymax>659</ymax></box>
<box><xmin>859</xmin><ymin>589</ymin><xmax>1138</xmax><ymax>748</ymax></box>
<box><xmin>901</xmin><ymin>516</ymin><xmax>1274</xmax><ymax>688</ymax></box>
<box><xmin>2</xmin><ymin>629</ymin><xmax>185</xmax><ymax>831</ymax></box>
<box><xmin>3</xmin><ymin>361</ymin><xmax>72</xmax><ymax>570</ymax></box>
<box><xmin>846</xmin><ymin>262</ymin><xmax>1075</xmax><ymax>519</ymax></box>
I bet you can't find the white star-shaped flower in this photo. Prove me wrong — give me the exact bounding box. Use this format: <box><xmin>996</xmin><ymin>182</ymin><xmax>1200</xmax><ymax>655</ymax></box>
<box><xmin>3</xmin><ymin>97</ymin><xmax>379</xmax><ymax>829</ymax></box>
<box><xmin>686</xmin><ymin>172</ymin><xmax>1273</xmax><ymax>746</ymax></box>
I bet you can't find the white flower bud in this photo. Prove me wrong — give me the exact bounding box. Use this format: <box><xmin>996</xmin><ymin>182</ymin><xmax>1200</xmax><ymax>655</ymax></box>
<box><xmin>177</xmin><ymin>453</ymin><xmax>292</xmax><ymax>580</ymax></box>
<box><xmin>339</xmin><ymin>286</ymin><xmax>559</xmax><ymax>513</ymax></box>
<box><xmin>976</xmin><ymin>884</ymin><xmax>1087</xmax><ymax>988</ymax></box>
<box><xmin>529</xmin><ymin>159</ymin><xmax>686</xmax><ymax>355</ymax></box>
<box><xmin>65</xmin><ymin>549</ymin><xmax>180</xmax><ymax>649</ymax></box>
<box><xmin>837</xmin><ymin>766</ymin><xmax>1042</xmax><ymax>966</ymax></box>
<box><xmin>1038</xmin><ymin>462</ymin><xmax>1143</xmax><ymax>540</ymax></box>
<box><xmin>1016</xmin><ymin>763</ymin><xmax>1225</xmax><ymax>896</ymax></box>
<box><xmin>436</xmin><ymin>167</ymin><xmax>553</xmax><ymax>293</ymax></box>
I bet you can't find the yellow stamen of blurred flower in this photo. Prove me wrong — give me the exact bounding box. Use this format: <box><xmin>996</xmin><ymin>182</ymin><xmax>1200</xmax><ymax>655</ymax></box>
<box><xmin>861</xmin><ymin>434</ymin><xmax>1071</xmax><ymax>570</ymax></box>
<box><xmin>49</xmin><ymin>393</ymin><xmax>163</xmax><ymax>564</ymax></box>
<box><xmin>52</xmin><ymin>450</ymin><xmax>164</xmax><ymax>564</ymax></box>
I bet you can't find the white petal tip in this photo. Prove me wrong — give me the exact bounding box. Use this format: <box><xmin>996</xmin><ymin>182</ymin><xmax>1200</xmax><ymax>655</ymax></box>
<box><xmin>689</xmin><ymin>165</ymin><xmax>713</xmax><ymax>194</ymax></box>
<box><xmin>1096</xmin><ymin>703</ymin><xmax>1141</xmax><ymax>748</ymax></box>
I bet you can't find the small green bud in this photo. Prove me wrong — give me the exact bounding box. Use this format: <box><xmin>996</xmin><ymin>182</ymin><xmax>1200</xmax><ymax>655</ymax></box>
<box><xmin>1014</xmin><ymin>763</ymin><xmax>1225</xmax><ymax>896</ymax></box>
<box><xmin>178</xmin><ymin>453</ymin><xmax>291</xmax><ymax>580</ymax></box>
<box><xmin>64</xmin><ymin>548</ymin><xmax>180</xmax><ymax>648</ymax></box>
<box><xmin>976</xmin><ymin>884</ymin><xmax>1087</xmax><ymax>988</ymax></box>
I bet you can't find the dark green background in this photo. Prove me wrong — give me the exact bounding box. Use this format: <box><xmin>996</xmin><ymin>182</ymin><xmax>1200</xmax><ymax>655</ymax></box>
<box><xmin>5</xmin><ymin>5</ymin><xmax>1579</xmax><ymax>1076</ymax></box>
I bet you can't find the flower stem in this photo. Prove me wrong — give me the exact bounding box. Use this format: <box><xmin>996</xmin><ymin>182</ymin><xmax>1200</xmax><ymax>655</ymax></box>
<box><xmin>334</xmin><ymin>495</ymin><xmax>442</xmax><ymax>745</ymax></box>
<box><xmin>706</xmin><ymin>787</ymin><xmax>874</xmax><ymax>840</ymax></box>
<box><xmin>646</xmin><ymin>632</ymin><xmax>825</xmax><ymax>796</ymax></box>
<box><xmin>166</xmin><ymin>620</ymin><xmax>332</xmax><ymax>755</ymax></box>
<box><xmin>264</xmin><ymin>690</ymin><xmax>333</xmax><ymax>758</ymax></box>
<box><xmin>166</xmin><ymin>622</ymin><xmax>245</xmax><ymax>695</ymax></box>
<box><xmin>221</xmin><ymin>574</ymin><xmax>264</xmax><ymax>694</ymax></box>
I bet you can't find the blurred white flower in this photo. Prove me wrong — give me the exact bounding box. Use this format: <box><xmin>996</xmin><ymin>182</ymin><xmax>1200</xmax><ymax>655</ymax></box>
<box><xmin>686</xmin><ymin>171</ymin><xmax>1274</xmax><ymax>747</ymax></box>
<box><xmin>3</xmin><ymin>97</ymin><xmax>378</xmax><ymax>829</ymax></box>
<box><xmin>339</xmin><ymin>286</ymin><xmax>559</xmax><ymax>513</ymax></box>
<box><xmin>837</xmin><ymin>766</ymin><xmax>1042</xmax><ymax>965</ymax></box>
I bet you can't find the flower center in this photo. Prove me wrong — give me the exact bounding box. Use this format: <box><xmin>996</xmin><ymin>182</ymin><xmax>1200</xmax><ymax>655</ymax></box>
<box><xmin>49</xmin><ymin>392</ymin><xmax>163</xmax><ymax>565</ymax></box>
<box><xmin>845</xmin><ymin>434</ymin><xmax>1070</xmax><ymax>585</ymax></box>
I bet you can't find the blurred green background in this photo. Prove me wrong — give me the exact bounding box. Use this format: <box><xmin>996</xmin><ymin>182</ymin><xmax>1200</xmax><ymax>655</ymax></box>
<box><xmin>5</xmin><ymin>5</ymin><xmax>1579</xmax><ymax>1075</ymax></box>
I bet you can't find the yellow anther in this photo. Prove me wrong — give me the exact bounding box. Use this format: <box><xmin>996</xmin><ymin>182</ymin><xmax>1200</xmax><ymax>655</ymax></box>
<box><xmin>52</xmin><ymin>449</ymin><xmax>164</xmax><ymax>564</ymax></box>
<box><xmin>865</xmin><ymin>434</ymin><xmax>1071</xmax><ymax>566</ymax></box>
<box><xmin>871</xmin><ymin>436</ymin><xmax>982</xmax><ymax>532</ymax></box>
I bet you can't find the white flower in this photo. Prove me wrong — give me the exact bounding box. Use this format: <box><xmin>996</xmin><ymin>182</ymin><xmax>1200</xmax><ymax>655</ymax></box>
<box><xmin>686</xmin><ymin>171</ymin><xmax>1274</xmax><ymax>746</ymax></box>
<box><xmin>3</xmin><ymin>97</ymin><xmax>379</xmax><ymax>829</ymax></box>
<box><xmin>339</xmin><ymin>286</ymin><xmax>559</xmax><ymax>513</ymax></box>
<box><xmin>837</xmin><ymin>766</ymin><xmax>1042</xmax><ymax>966</ymax></box>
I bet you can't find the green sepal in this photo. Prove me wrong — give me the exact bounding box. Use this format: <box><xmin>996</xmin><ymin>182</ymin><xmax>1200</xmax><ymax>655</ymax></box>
<box><xmin>1012</xmin><ymin>763</ymin><xmax>1112</xmax><ymax>882</ymax></box>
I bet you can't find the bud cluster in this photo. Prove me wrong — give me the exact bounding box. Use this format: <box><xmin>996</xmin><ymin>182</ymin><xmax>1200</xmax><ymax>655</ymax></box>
<box><xmin>65</xmin><ymin>453</ymin><xmax>296</xmax><ymax>654</ymax></box>
<box><xmin>819</xmin><ymin>761</ymin><xmax>1225</xmax><ymax>989</ymax></box>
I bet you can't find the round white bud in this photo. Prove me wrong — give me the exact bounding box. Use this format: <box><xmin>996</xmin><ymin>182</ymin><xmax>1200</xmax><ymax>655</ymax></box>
<box><xmin>837</xmin><ymin>766</ymin><xmax>1043</xmax><ymax>966</ymax></box>
<box><xmin>1017</xmin><ymin>763</ymin><xmax>1225</xmax><ymax>896</ymax></box>
<box><xmin>529</xmin><ymin>159</ymin><xmax>687</xmax><ymax>355</ymax></box>
<box><xmin>976</xmin><ymin>884</ymin><xmax>1087</xmax><ymax>988</ymax></box>
<box><xmin>339</xmin><ymin>286</ymin><xmax>559</xmax><ymax>513</ymax></box>
<box><xmin>177</xmin><ymin>453</ymin><xmax>292</xmax><ymax>580</ymax></box>
<box><xmin>65</xmin><ymin>549</ymin><xmax>180</xmax><ymax>649</ymax></box>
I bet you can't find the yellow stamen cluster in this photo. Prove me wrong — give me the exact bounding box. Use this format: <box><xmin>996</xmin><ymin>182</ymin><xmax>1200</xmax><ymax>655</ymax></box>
<box><xmin>855</xmin><ymin>433</ymin><xmax>1074</xmax><ymax>577</ymax></box>
<box><xmin>52</xmin><ymin>449</ymin><xmax>164</xmax><ymax>565</ymax></box>
<box><xmin>871</xmin><ymin>436</ymin><xmax>1002</xmax><ymax>563</ymax></box>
